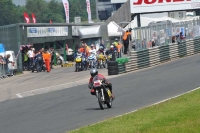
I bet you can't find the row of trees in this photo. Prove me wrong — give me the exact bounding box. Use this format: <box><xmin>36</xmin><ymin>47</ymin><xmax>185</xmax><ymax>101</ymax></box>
<box><xmin>0</xmin><ymin>0</ymin><xmax>97</xmax><ymax>26</ymax></box>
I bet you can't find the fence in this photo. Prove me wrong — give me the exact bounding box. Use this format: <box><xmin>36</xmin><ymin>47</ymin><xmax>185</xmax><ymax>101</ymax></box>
<box><xmin>125</xmin><ymin>37</ymin><xmax>200</xmax><ymax>73</ymax></box>
<box><xmin>0</xmin><ymin>63</ymin><xmax>14</xmax><ymax>79</ymax></box>
<box><xmin>131</xmin><ymin>18</ymin><xmax>200</xmax><ymax>51</ymax></box>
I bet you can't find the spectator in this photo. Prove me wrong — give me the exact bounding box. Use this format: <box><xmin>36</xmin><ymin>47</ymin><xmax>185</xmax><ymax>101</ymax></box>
<box><xmin>35</xmin><ymin>51</ymin><xmax>43</xmax><ymax>72</ymax></box>
<box><xmin>0</xmin><ymin>55</ymin><xmax>5</xmax><ymax>65</ymax></box>
<box><xmin>42</xmin><ymin>50</ymin><xmax>51</xmax><ymax>73</ymax></box>
<box><xmin>122</xmin><ymin>28</ymin><xmax>132</xmax><ymax>54</ymax></box>
<box><xmin>49</xmin><ymin>47</ymin><xmax>55</xmax><ymax>69</ymax></box>
<box><xmin>172</xmin><ymin>36</ymin><xmax>176</xmax><ymax>43</ymax></box>
<box><xmin>116</xmin><ymin>41</ymin><xmax>123</xmax><ymax>58</ymax></box>
<box><xmin>4</xmin><ymin>54</ymin><xmax>12</xmax><ymax>74</ymax></box>
<box><xmin>106</xmin><ymin>40</ymin><xmax>110</xmax><ymax>48</ymax></box>
<box><xmin>27</xmin><ymin>48</ymin><xmax>34</xmax><ymax>71</ymax></box>
<box><xmin>152</xmin><ymin>39</ymin><xmax>156</xmax><ymax>47</ymax></box>
<box><xmin>180</xmin><ymin>32</ymin><xmax>185</xmax><ymax>42</ymax></box>
<box><xmin>100</xmin><ymin>41</ymin><xmax>106</xmax><ymax>50</ymax></box>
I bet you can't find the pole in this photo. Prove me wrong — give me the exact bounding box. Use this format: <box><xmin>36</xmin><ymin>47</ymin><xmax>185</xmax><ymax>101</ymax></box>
<box><xmin>53</xmin><ymin>42</ymin><xmax>57</xmax><ymax>66</ymax></box>
<box><xmin>137</xmin><ymin>14</ymin><xmax>141</xmax><ymax>27</ymax></box>
<box><xmin>95</xmin><ymin>0</ymin><xmax>99</xmax><ymax>22</ymax></box>
<box><xmin>137</xmin><ymin>14</ymin><xmax>142</xmax><ymax>50</ymax></box>
<box><xmin>63</xmin><ymin>40</ymin><xmax>67</xmax><ymax>63</ymax></box>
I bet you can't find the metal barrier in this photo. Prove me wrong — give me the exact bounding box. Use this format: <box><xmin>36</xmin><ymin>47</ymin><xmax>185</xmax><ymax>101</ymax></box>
<box><xmin>0</xmin><ymin>63</ymin><xmax>14</xmax><ymax>79</ymax></box>
<box><xmin>0</xmin><ymin>64</ymin><xmax>9</xmax><ymax>79</ymax></box>
<box><xmin>132</xmin><ymin>18</ymin><xmax>200</xmax><ymax>51</ymax></box>
<box><xmin>125</xmin><ymin>37</ymin><xmax>200</xmax><ymax>72</ymax></box>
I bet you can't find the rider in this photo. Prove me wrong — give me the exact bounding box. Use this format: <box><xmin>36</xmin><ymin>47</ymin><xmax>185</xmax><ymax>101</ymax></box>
<box><xmin>75</xmin><ymin>49</ymin><xmax>86</xmax><ymax>68</ymax></box>
<box><xmin>88</xmin><ymin>68</ymin><xmax>115</xmax><ymax>99</ymax></box>
<box><xmin>105</xmin><ymin>45</ymin><xmax>116</xmax><ymax>56</ymax></box>
<box><xmin>89</xmin><ymin>45</ymin><xmax>97</xmax><ymax>61</ymax></box>
<box><xmin>98</xmin><ymin>46</ymin><xmax>105</xmax><ymax>55</ymax></box>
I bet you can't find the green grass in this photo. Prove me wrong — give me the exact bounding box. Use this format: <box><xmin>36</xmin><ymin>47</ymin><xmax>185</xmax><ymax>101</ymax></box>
<box><xmin>69</xmin><ymin>89</ymin><xmax>200</xmax><ymax>133</ymax></box>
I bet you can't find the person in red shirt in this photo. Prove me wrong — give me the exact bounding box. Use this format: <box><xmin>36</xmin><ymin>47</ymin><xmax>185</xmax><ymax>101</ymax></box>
<box><xmin>88</xmin><ymin>68</ymin><xmax>115</xmax><ymax>99</ymax></box>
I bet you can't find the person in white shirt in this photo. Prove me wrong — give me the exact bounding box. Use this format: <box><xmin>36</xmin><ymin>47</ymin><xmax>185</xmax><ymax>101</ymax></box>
<box><xmin>27</xmin><ymin>48</ymin><xmax>34</xmax><ymax>70</ymax></box>
<box><xmin>88</xmin><ymin>45</ymin><xmax>97</xmax><ymax>67</ymax></box>
<box><xmin>89</xmin><ymin>44</ymin><xmax>97</xmax><ymax>56</ymax></box>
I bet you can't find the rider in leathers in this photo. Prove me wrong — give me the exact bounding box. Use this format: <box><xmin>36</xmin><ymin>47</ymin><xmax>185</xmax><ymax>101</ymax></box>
<box><xmin>88</xmin><ymin>68</ymin><xmax>115</xmax><ymax>99</ymax></box>
<box><xmin>75</xmin><ymin>49</ymin><xmax>86</xmax><ymax>69</ymax></box>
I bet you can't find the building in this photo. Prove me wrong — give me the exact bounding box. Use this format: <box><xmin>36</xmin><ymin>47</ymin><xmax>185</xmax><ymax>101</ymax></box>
<box><xmin>97</xmin><ymin>0</ymin><xmax>127</xmax><ymax>20</ymax></box>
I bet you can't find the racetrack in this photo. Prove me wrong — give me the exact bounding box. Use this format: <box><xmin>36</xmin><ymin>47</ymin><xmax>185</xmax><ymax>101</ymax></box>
<box><xmin>0</xmin><ymin>54</ymin><xmax>200</xmax><ymax>133</ymax></box>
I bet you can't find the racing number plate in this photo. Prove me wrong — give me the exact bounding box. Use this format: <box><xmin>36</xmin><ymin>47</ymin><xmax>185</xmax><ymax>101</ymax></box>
<box><xmin>93</xmin><ymin>80</ymin><xmax>101</xmax><ymax>87</ymax></box>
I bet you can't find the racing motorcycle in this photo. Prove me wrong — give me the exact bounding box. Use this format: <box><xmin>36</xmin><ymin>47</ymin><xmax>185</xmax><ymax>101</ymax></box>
<box><xmin>81</xmin><ymin>56</ymin><xmax>88</xmax><ymax>71</ymax></box>
<box><xmin>87</xmin><ymin>51</ymin><xmax>97</xmax><ymax>69</ymax></box>
<box><xmin>75</xmin><ymin>55</ymin><xmax>82</xmax><ymax>72</ymax></box>
<box><xmin>92</xmin><ymin>77</ymin><xmax>113</xmax><ymax>110</ymax></box>
<box><xmin>97</xmin><ymin>53</ymin><xmax>106</xmax><ymax>69</ymax></box>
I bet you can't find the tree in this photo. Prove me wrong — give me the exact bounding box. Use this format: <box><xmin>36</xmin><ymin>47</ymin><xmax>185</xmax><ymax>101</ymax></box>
<box><xmin>0</xmin><ymin>0</ymin><xmax>19</xmax><ymax>26</ymax></box>
<box><xmin>25</xmin><ymin>0</ymin><xmax>49</xmax><ymax>23</ymax></box>
<box><xmin>47</xmin><ymin>0</ymin><xmax>65</xmax><ymax>23</ymax></box>
<box><xmin>0</xmin><ymin>0</ymin><xmax>97</xmax><ymax>26</ymax></box>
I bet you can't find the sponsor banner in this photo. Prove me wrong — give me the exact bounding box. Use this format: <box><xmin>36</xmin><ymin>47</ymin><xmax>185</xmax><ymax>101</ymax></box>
<box><xmin>27</xmin><ymin>27</ymin><xmax>68</xmax><ymax>38</ymax></box>
<box><xmin>62</xmin><ymin>0</ymin><xmax>69</xmax><ymax>23</ymax></box>
<box><xmin>86</xmin><ymin>0</ymin><xmax>94</xmax><ymax>23</ymax></box>
<box><xmin>31</xmin><ymin>13</ymin><xmax>36</xmax><ymax>23</ymax></box>
<box><xmin>23</xmin><ymin>12</ymin><xmax>30</xmax><ymax>23</ymax></box>
<box><xmin>130</xmin><ymin>0</ymin><xmax>199</xmax><ymax>14</ymax></box>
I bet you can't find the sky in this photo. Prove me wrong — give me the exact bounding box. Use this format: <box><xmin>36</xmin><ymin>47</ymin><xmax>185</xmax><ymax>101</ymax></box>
<box><xmin>13</xmin><ymin>0</ymin><xmax>62</xmax><ymax>6</ymax></box>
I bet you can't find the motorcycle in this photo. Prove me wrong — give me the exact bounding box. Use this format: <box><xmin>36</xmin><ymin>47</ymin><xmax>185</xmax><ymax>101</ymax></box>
<box><xmin>55</xmin><ymin>52</ymin><xmax>64</xmax><ymax>65</ymax></box>
<box><xmin>87</xmin><ymin>52</ymin><xmax>97</xmax><ymax>69</ymax></box>
<box><xmin>82</xmin><ymin>57</ymin><xmax>88</xmax><ymax>71</ymax></box>
<box><xmin>75</xmin><ymin>55</ymin><xmax>82</xmax><ymax>72</ymax></box>
<box><xmin>97</xmin><ymin>53</ymin><xmax>106</xmax><ymax>69</ymax></box>
<box><xmin>92</xmin><ymin>77</ymin><xmax>113</xmax><ymax>110</ymax></box>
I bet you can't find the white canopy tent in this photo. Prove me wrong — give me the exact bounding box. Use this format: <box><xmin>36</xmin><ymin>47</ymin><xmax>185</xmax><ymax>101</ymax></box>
<box><xmin>107</xmin><ymin>21</ymin><xmax>125</xmax><ymax>37</ymax></box>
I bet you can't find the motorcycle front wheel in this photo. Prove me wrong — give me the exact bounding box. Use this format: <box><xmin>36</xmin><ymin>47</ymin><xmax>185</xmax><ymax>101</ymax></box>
<box><xmin>106</xmin><ymin>97</ymin><xmax>112</xmax><ymax>108</ymax></box>
<box><xmin>97</xmin><ymin>92</ymin><xmax>104</xmax><ymax>110</ymax></box>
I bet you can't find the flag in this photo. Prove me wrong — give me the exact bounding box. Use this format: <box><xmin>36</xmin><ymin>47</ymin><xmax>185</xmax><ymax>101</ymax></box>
<box><xmin>86</xmin><ymin>0</ymin><xmax>94</xmax><ymax>23</ymax></box>
<box><xmin>62</xmin><ymin>0</ymin><xmax>69</xmax><ymax>23</ymax></box>
<box><xmin>31</xmin><ymin>13</ymin><xmax>36</xmax><ymax>23</ymax></box>
<box><xmin>23</xmin><ymin>12</ymin><xmax>30</xmax><ymax>23</ymax></box>
<box><xmin>50</xmin><ymin>20</ymin><xmax>52</xmax><ymax>24</ymax></box>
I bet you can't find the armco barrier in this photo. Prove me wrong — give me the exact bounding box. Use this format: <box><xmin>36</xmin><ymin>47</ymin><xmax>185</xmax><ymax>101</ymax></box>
<box><xmin>126</xmin><ymin>37</ymin><xmax>200</xmax><ymax>72</ymax></box>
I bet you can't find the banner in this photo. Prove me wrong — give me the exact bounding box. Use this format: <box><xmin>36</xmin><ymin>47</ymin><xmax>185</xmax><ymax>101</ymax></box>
<box><xmin>23</xmin><ymin>12</ymin><xmax>30</xmax><ymax>23</ymax></box>
<box><xmin>31</xmin><ymin>13</ymin><xmax>36</xmax><ymax>23</ymax></box>
<box><xmin>27</xmin><ymin>27</ymin><xmax>68</xmax><ymax>38</ymax></box>
<box><xmin>62</xmin><ymin>0</ymin><xmax>69</xmax><ymax>23</ymax></box>
<box><xmin>86</xmin><ymin>0</ymin><xmax>93</xmax><ymax>23</ymax></box>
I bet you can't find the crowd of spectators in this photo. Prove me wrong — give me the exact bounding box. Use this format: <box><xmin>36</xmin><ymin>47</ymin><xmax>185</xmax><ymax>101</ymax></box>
<box><xmin>21</xmin><ymin>46</ymin><xmax>55</xmax><ymax>73</ymax></box>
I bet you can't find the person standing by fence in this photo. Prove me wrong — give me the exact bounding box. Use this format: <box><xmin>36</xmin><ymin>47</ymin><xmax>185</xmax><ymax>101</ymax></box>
<box><xmin>123</xmin><ymin>28</ymin><xmax>132</xmax><ymax>54</ymax></box>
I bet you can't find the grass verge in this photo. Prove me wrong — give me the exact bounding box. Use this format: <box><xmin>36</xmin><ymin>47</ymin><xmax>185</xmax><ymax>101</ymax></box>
<box><xmin>69</xmin><ymin>88</ymin><xmax>200</xmax><ymax>133</ymax></box>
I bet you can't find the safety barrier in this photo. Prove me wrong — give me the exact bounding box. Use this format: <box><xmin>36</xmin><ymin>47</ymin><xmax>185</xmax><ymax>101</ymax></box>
<box><xmin>0</xmin><ymin>63</ymin><xmax>14</xmax><ymax>79</ymax></box>
<box><xmin>125</xmin><ymin>37</ymin><xmax>200</xmax><ymax>72</ymax></box>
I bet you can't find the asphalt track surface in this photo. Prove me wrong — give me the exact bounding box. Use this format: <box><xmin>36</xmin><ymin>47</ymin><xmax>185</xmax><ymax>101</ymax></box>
<box><xmin>1</xmin><ymin>54</ymin><xmax>200</xmax><ymax>133</ymax></box>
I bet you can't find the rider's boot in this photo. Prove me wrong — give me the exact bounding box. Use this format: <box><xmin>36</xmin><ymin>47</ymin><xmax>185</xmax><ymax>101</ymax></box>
<box><xmin>111</xmin><ymin>93</ymin><xmax>115</xmax><ymax>100</ymax></box>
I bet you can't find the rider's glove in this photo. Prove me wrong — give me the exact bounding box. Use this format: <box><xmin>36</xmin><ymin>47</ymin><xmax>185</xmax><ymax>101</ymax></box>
<box><xmin>88</xmin><ymin>83</ymin><xmax>92</xmax><ymax>89</ymax></box>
